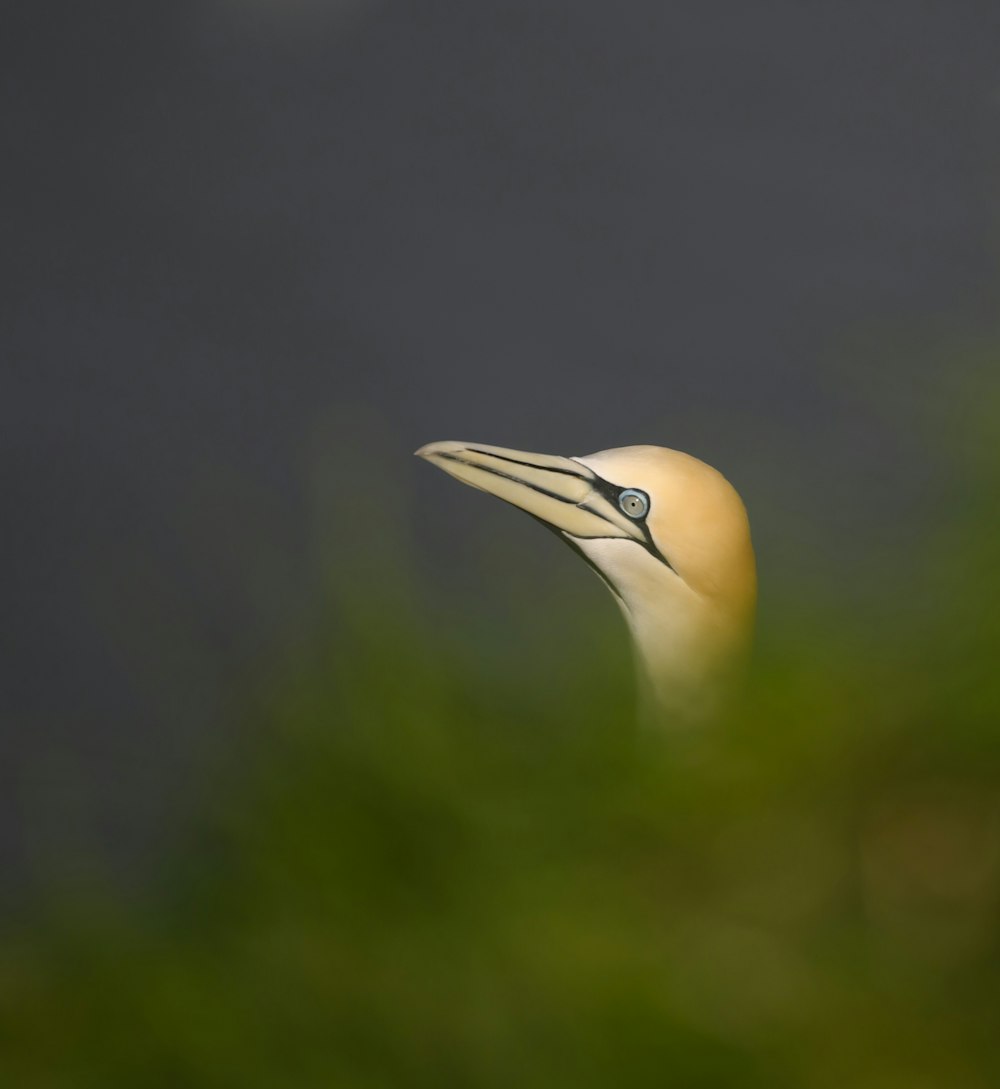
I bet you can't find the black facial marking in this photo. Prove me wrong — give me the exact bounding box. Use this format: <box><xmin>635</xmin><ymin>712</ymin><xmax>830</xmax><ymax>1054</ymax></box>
<box><xmin>525</xmin><ymin>514</ymin><xmax>626</xmax><ymax>605</ymax></box>
<box><xmin>588</xmin><ymin>476</ymin><xmax>675</xmax><ymax>573</ymax></box>
<box><xmin>558</xmin><ymin>532</ymin><xmax>628</xmax><ymax>604</ymax></box>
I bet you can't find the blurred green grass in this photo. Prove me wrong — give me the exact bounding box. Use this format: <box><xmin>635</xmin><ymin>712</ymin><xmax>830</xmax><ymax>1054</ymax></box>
<box><xmin>5</xmin><ymin>374</ymin><xmax>1000</xmax><ymax>1088</ymax></box>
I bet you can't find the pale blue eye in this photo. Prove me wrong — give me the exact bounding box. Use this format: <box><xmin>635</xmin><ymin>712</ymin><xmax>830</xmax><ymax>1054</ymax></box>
<box><xmin>619</xmin><ymin>489</ymin><xmax>649</xmax><ymax>519</ymax></box>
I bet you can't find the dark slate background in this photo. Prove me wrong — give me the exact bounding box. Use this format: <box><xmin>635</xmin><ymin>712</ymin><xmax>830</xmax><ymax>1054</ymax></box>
<box><xmin>3</xmin><ymin>1</ymin><xmax>997</xmax><ymax>883</ymax></box>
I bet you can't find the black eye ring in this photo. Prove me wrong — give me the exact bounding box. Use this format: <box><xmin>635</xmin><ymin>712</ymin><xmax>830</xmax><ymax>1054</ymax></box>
<box><xmin>618</xmin><ymin>488</ymin><xmax>649</xmax><ymax>519</ymax></box>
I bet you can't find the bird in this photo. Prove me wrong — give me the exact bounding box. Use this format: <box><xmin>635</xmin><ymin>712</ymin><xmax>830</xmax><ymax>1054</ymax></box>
<box><xmin>416</xmin><ymin>441</ymin><xmax>756</xmax><ymax>724</ymax></box>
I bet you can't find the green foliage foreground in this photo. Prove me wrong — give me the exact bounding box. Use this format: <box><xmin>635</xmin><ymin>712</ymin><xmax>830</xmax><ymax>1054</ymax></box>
<box><xmin>5</xmin><ymin>391</ymin><xmax>1000</xmax><ymax>1088</ymax></box>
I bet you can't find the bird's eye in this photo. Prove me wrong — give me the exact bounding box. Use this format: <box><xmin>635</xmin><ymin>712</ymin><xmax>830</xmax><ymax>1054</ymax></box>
<box><xmin>618</xmin><ymin>489</ymin><xmax>649</xmax><ymax>519</ymax></box>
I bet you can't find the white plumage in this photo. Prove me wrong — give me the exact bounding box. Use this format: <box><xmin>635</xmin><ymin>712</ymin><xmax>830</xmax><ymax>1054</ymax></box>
<box><xmin>417</xmin><ymin>441</ymin><xmax>756</xmax><ymax>723</ymax></box>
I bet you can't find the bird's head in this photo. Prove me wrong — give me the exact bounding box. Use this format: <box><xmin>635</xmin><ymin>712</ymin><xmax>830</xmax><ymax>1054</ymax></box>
<box><xmin>416</xmin><ymin>440</ymin><xmax>756</xmax><ymax>720</ymax></box>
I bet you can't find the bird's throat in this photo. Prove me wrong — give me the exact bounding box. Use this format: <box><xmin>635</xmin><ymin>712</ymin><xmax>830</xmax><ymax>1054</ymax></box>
<box><xmin>618</xmin><ymin>575</ymin><xmax>750</xmax><ymax>726</ymax></box>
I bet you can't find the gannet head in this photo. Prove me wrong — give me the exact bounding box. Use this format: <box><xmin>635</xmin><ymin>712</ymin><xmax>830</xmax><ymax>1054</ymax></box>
<box><xmin>416</xmin><ymin>441</ymin><xmax>756</xmax><ymax>723</ymax></box>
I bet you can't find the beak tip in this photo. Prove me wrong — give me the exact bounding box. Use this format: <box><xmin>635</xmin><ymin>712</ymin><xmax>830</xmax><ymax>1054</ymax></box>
<box><xmin>415</xmin><ymin>440</ymin><xmax>462</xmax><ymax>460</ymax></box>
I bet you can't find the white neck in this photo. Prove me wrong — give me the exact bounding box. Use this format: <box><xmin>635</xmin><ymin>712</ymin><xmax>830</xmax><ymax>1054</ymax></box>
<box><xmin>621</xmin><ymin>587</ymin><xmax>731</xmax><ymax>724</ymax></box>
<box><xmin>579</xmin><ymin>538</ymin><xmax>747</xmax><ymax>726</ymax></box>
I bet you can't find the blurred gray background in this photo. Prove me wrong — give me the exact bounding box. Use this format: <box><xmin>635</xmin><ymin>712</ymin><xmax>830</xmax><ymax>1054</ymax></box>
<box><xmin>3</xmin><ymin>1</ymin><xmax>997</xmax><ymax>884</ymax></box>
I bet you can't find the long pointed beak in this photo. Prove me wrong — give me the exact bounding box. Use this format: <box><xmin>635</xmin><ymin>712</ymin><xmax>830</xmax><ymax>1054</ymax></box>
<box><xmin>415</xmin><ymin>440</ymin><xmax>641</xmax><ymax>542</ymax></box>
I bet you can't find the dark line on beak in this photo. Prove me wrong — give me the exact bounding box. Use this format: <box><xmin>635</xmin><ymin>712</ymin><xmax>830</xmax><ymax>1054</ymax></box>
<box><xmin>437</xmin><ymin>452</ymin><xmax>578</xmax><ymax>505</ymax></box>
<box><xmin>440</xmin><ymin>453</ymin><xmax>626</xmax><ymax>536</ymax></box>
<box><xmin>579</xmin><ymin>500</ymin><xmax>630</xmax><ymax>532</ymax></box>
<box><xmin>466</xmin><ymin>448</ymin><xmax>594</xmax><ymax>480</ymax></box>
<box><xmin>436</xmin><ymin>450</ymin><xmax>676</xmax><ymax>576</ymax></box>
